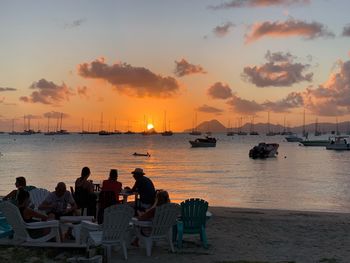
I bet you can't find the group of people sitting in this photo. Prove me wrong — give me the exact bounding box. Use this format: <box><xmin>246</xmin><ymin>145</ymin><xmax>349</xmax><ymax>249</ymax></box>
<box><xmin>2</xmin><ymin>167</ymin><xmax>170</xmax><ymax>241</ymax></box>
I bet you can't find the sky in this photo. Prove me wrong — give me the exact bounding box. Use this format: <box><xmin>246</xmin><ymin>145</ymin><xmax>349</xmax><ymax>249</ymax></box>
<box><xmin>1</xmin><ymin>0</ymin><xmax>350</xmax><ymax>132</ymax></box>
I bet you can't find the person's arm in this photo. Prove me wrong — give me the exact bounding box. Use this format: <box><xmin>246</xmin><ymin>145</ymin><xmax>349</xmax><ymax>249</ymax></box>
<box><xmin>66</xmin><ymin>193</ymin><xmax>78</xmax><ymax>213</ymax></box>
<box><xmin>131</xmin><ymin>181</ymin><xmax>138</xmax><ymax>193</ymax></box>
<box><xmin>24</xmin><ymin>207</ymin><xmax>48</xmax><ymax>221</ymax></box>
<box><xmin>137</xmin><ymin>207</ymin><xmax>155</xmax><ymax>221</ymax></box>
<box><xmin>38</xmin><ymin>195</ymin><xmax>54</xmax><ymax>211</ymax></box>
<box><xmin>3</xmin><ymin>190</ymin><xmax>17</xmax><ymax>200</ymax></box>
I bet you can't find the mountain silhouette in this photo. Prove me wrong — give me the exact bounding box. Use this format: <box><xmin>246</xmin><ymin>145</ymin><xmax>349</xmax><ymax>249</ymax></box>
<box><xmin>184</xmin><ymin>119</ymin><xmax>350</xmax><ymax>134</ymax></box>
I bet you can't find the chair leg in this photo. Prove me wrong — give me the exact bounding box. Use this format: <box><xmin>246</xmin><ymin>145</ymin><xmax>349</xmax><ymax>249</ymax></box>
<box><xmin>200</xmin><ymin>226</ymin><xmax>208</xmax><ymax>249</ymax></box>
<box><xmin>172</xmin><ymin>225</ymin><xmax>177</xmax><ymax>242</ymax></box>
<box><xmin>145</xmin><ymin>238</ymin><xmax>153</xmax><ymax>256</ymax></box>
<box><xmin>167</xmin><ymin>230</ymin><xmax>175</xmax><ymax>253</ymax></box>
<box><xmin>177</xmin><ymin>222</ymin><xmax>183</xmax><ymax>248</ymax></box>
<box><xmin>105</xmin><ymin>244</ymin><xmax>112</xmax><ymax>263</ymax></box>
<box><xmin>121</xmin><ymin>241</ymin><xmax>128</xmax><ymax>260</ymax></box>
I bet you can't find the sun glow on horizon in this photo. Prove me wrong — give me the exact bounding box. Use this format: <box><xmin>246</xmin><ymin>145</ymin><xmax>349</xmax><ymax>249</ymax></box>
<box><xmin>147</xmin><ymin>123</ymin><xmax>154</xmax><ymax>130</ymax></box>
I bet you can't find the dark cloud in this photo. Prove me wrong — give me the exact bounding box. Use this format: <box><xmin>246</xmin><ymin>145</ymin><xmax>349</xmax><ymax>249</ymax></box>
<box><xmin>20</xmin><ymin>79</ymin><xmax>73</xmax><ymax>105</ymax></box>
<box><xmin>64</xmin><ymin>18</ymin><xmax>86</xmax><ymax>29</ymax></box>
<box><xmin>43</xmin><ymin>111</ymin><xmax>69</xmax><ymax>119</ymax></box>
<box><xmin>174</xmin><ymin>59</ymin><xmax>207</xmax><ymax>77</ymax></box>
<box><xmin>342</xmin><ymin>25</ymin><xmax>350</xmax><ymax>37</ymax></box>
<box><xmin>227</xmin><ymin>95</ymin><xmax>264</xmax><ymax>114</ymax></box>
<box><xmin>196</xmin><ymin>104</ymin><xmax>224</xmax><ymax>114</ymax></box>
<box><xmin>0</xmin><ymin>87</ymin><xmax>16</xmax><ymax>92</ymax></box>
<box><xmin>242</xmin><ymin>51</ymin><xmax>313</xmax><ymax>87</ymax></box>
<box><xmin>245</xmin><ymin>19</ymin><xmax>334</xmax><ymax>43</ymax></box>
<box><xmin>213</xmin><ymin>22</ymin><xmax>235</xmax><ymax>37</ymax></box>
<box><xmin>78</xmin><ymin>58</ymin><xmax>180</xmax><ymax>98</ymax></box>
<box><xmin>77</xmin><ymin>86</ymin><xmax>89</xmax><ymax>98</ymax></box>
<box><xmin>207</xmin><ymin>82</ymin><xmax>233</xmax><ymax>99</ymax></box>
<box><xmin>262</xmin><ymin>92</ymin><xmax>304</xmax><ymax>112</ymax></box>
<box><xmin>209</xmin><ymin>0</ymin><xmax>310</xmax><ymax>10</ymax></box>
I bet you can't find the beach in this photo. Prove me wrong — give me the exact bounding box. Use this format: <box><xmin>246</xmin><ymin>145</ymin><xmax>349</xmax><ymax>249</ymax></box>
<box><xmin>1</xmin><ymin>206</ymin><xmax>350</xmax><ymax>263</ymax></box>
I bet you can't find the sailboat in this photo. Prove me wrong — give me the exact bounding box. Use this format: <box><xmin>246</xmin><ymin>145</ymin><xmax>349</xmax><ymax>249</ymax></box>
<box><xmin>302</xmin><ymin>109</ymin><xmax>308</xmax><ymax>138</ymax></box>
<box><xmin>189</xmin><ymin>112</ymin><xmax>201</xmax><ymax>135</ymax></box>
<box><xmin>226</xmin><ymin>120</ymin><xmax>234</xmax><ymax>136</ymax></box>
<box><xmin>98</xmin><ymin>113</ymin><xmax>111</xmax><ymax>135</ymax></box>
<box><xmin>161</xmin><ymin>111</ymin><xmax>173</xmax><ymax>136</ymax></box>
<box><xmin>266</xmin><ymin>112</ymin><xmax>275</xmax><ymax>136</ymax></box>
<box><xmin>56</xmin><ymin>113</ymin><xmax>69</xmax><ymax>135</ymax></box>
<box><xmin>249</xmin><ymin>116</ymin><xmax>259</xmax><ymax>135</ymax></box>
<box><xmin>314</xmin><ymin>118</ymin><xmax>321</xmax><ymax>136</ymax></box>
<box><xmin>44</xmin><ymin>115</ymin><xmax>55</xmax><ymax>135</ymax></box>
<box><xmin>237</xmin><ymin>117</ymin><xmax>247</xmax><ymax>135</ymax></box>
<box><xmin>8</xmin><ymin>119</ymin><xmax>20</xmax><ymax>135</ymax></box>
<box><xmin>20</xmin><ymin>115</ymin><xmax>35</xmax><ymax>135</ymax></box>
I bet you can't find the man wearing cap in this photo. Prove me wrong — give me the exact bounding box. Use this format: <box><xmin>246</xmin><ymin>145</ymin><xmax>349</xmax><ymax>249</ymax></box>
<box><xmin>129</xmin><ymin>168</ymin><xmax>156</xmax><ymax>210</ymax></box>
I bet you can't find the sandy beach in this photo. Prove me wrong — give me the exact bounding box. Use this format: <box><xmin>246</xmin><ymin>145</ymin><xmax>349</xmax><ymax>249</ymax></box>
<box><xmin>1</xmin><ymin>206</ymin><xmax>350</xmax><ymax>263</ymax></box>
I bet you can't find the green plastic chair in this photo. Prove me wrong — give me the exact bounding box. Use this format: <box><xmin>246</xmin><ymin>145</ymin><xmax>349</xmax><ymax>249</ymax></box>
<box><xmin>177</xmin><ymin>198</ymin><xmax>208</xmax><ymax>248</ymax></box>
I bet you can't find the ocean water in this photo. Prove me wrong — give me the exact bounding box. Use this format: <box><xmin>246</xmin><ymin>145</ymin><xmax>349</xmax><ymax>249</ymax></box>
<box><xmin>1</xmin><ymin>133</ymin><xmax>350</xmax><ymax>213</ymax></box>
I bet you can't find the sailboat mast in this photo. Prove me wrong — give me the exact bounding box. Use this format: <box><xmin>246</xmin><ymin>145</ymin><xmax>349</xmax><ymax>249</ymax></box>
<box><xmin>47</xmin><ymin>115</ymin><xmax>50</xmax><ymax>133</ymax></box>
<box><xmin>302</xmin><ymin>108</ymin><xmax>306</xmax><ymax>136</ymax></box>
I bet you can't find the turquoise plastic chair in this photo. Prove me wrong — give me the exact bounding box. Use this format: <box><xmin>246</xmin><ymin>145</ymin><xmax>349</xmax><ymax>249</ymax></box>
<box><xmin>0</xmin><ymin>211</ymin><xmax>13</xmax><ymax>238</ymax></box>
<box><xmin>177</xmin><ymin>198</ymin><xmax>208</xmax><ymax>248</ymax></box>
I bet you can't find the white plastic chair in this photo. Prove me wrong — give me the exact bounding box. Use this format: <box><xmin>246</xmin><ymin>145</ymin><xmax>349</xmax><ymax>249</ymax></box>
<box><xmin>86</xmin><ymin>204</ymin><xmax>134</xmax><ymax>261</ymax></box>
<box><xmin>29</xmin><ymin>188</ymin><xmax>50</xmax><ymax>210</ymax></box>
<box><xmin>135</xmin><ymin>203</ymin><xmax>180</xmax><ymax>256</ymax></box>
<box><xmin>0</xmin><ymin>201</ymin><xmax>60</xmax><ymax>244</ymax></box>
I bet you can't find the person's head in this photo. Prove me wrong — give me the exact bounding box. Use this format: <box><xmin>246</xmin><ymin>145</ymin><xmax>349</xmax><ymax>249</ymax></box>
<box><xmin>55</xmin><ymin>182</ymin><xmax>67</xmax><ymax>197</ymax></box>
<box><xmin>81</xmin><ymin>167</ymin><xmax>91</xmax><ymax>179</ymax></box>
<box><xmin>15</xmin><ymin>177</ymin><xmax>26</xmax><ymax>188</ymax></box>
<box><xmin>17</xmin><ymin>188</ymin><xmax>30</xmax><ymax>207</ymax></box>
<box><xmin>131</xmin><ymin>168</ymin><xmax>145</xmax><ymax>180</ymax></box>
<box><xmin>109</xmin><ymin>169</ymin><xmax>118</xmax><ymax>181</ymax></box>
<box><xmin>155</xmin><ymin>190</ymin><xmax>170</xmax><ymax>206</ymax></box>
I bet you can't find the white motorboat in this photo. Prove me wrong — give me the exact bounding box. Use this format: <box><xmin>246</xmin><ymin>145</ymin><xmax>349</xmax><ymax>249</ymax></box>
<box><xmin>326</xmin><ymin>136</ymin><xmax>350</xmax><ymax>150</ymax></box>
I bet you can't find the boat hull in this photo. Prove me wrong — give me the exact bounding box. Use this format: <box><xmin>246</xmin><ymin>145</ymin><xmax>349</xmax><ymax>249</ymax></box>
<box><xmin>300</xmin><ymin>140</ymin><xmax>329</xmax><ymax>146</ymax></box>
<box><xmin>189</xmin><ymin>141</ymin><xmax>216</xmax><ymax>147</ymax></box>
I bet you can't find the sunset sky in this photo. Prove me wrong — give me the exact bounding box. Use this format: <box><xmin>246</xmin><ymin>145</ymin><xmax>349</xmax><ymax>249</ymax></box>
<box><xmin>1</xmin><ymin>0</ymin><xmax>350</xmax><ymax>132</ymax></box>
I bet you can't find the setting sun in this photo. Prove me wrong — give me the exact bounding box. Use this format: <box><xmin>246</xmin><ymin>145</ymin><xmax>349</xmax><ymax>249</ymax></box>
<box><xmin>147</xmin><ymin>123</ymin><xmax>154</xmax><ymax>130</ymax></box>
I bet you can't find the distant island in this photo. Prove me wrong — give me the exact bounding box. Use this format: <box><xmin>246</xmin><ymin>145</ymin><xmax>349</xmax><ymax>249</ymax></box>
<box><xmin>183</xmin><ymin>119</ymin><xmax>350</xmax><ymax>134</ymax></box>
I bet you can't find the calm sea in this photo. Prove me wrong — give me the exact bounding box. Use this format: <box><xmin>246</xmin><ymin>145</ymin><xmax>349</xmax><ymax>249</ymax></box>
<box><xmin>1</xmin><ymin>133</ymin><xmax>350</xmax><ymax>213</ymax></box>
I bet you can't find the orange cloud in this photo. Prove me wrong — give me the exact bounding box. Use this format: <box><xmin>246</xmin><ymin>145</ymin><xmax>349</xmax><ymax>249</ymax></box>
<box><xmin>78</xmin><ymin>58</ymin><xmax>180</xmax><ymax>98</ymax></box>
<box><xmin>174</xmin><ymin>59</ymin><xmax>207</xmax><ymax>77</ymax></box>
<box><xmin>209</xmin><ymin>0</ymin><xmax>310</xmax><ymax>9</ymax></box>
<box><xmin>20</xmin><ymin>79</ymin><xmax>73</xmax><ymax>105</ymax></box>
<box><xmin>245</xmin><ymin>19</ymin><xmax>334</xmax><ymax>43</ymax></box>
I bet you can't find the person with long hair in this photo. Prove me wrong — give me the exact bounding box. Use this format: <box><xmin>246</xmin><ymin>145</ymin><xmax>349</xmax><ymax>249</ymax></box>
<box><xmin>74</xmin><ymin>167</ymin><xmax>97</xmax><ymax>217</ymax></box>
